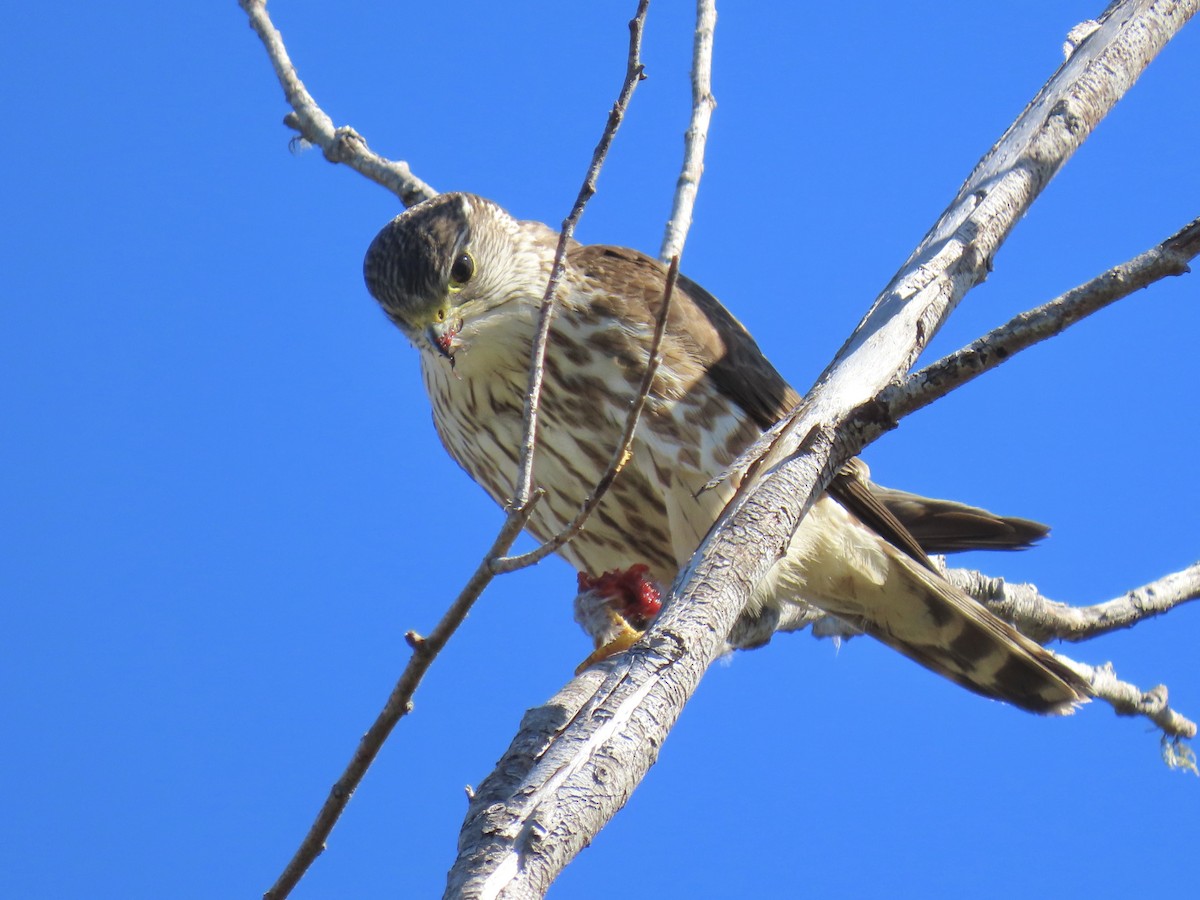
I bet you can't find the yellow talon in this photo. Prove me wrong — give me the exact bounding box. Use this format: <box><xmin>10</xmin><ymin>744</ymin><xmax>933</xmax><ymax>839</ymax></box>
<box><xmin>574</xmin><ymin>618</ymin><xmax>645</xmax><ymax>675</ymax></box>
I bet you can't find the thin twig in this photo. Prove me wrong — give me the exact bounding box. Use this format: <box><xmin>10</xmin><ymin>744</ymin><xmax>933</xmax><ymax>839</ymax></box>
<box><xmin>264</xmin><ymin>502</ymin><xmax>540</xmax><ymax>900</ymax></box>
<box><xmin>239</xmin><ymin>0</ymin><xmax>435</xmax><ymax>206</ymax></box>
<box><xmin>1057</xmin><ymin>656</ymin><xmax>1197</xmax><ymax>742</ymax></box>
<box><xmin>504</xmin><ymin>0</ymin><xmax>705</xmax><ymax>564</ymax></box>
<box><xmin>493</xmin><ymin>256</ymin><xmax>680</xmax><ymax>574</ymax></box>
<box><xmin>659</xmin><ymin>0</ymin><xmax>716</xmax><ymax>263</ymax></box>
<box><xmin>257</xmin><ymin>5</ymin><xmax>651</xmax><ymax>896</ymax></box>
<box><xmin>512</xmin><ymin>0</ymin><xmax>651</xmax><ymax>510</ymax></box>
<box><xmin>882</xmin><ymin>216</ymin><xmax>1200</xmax><ymax>421</ymax></box>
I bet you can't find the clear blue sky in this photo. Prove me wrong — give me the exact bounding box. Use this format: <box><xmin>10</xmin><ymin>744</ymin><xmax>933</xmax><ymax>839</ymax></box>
<box><xmin>3</xmin><ymin>3</ymin><xmax>1198</xmax><ymax>898</ymax></box>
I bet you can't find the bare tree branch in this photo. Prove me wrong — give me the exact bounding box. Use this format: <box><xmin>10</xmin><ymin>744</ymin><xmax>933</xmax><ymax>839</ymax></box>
<box><xmin>248</xmin><ymin>2</ymin><xmax>652</xmax><ymax>896</ymax></box>
<box><xmin>512</xmin><ymin>0</ymin><xmax>650</xmax><ymax>510</ymax></box>
<box><xmin>1058</xmin><ymin>656</ymin><xmax>1197</xmax><ymax>745</ymax></box>
<box><xmin>238</xmin><ymin>0</ymin><xmax>435</xmax><ymax>207</ymax></box>
<box><xmin>810</xmin><ymin>561</ymin><xmax>1200</xmax><ymax>645</ymax></box>
<box><xmin>263</xmin><ymin>502</ymin><xmax>538</xmax><ymax>900</ymax></box>
<box><xmin>719</xmin><ymin>1</ymin><xmax>1197</xmax><ymax>494</ymax></box>
<box><xmin>942</xmin><ymin>562</ymin><xmax>1200</xmax><ymax>644</ymax></box>
<box><xmin>447</xmin><ymin>4</ymin><xmax>1197</xmax><ymax>895</ymax></box>
<box><xmin>882</xmin><ymin>217</ymin><xmax>1200</xmax><ymax>421</ymax></box>
<box><xmin>660</xmin><ymin>0</ymin><xmax>717</xmax><ymax>263</ymax></box>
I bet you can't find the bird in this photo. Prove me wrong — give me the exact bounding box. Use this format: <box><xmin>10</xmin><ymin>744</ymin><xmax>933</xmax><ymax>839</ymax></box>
<box><xmin>362</xmin><ymin>191</ymin><xmax>1090</xmax><ymax>714</ymax></box>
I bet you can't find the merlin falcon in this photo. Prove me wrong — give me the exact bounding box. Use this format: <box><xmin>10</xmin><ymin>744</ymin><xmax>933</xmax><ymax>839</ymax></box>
<box><xmin>363</xmin><ymin>192</ymin><xmax>1089</xmax><ymax>714</ymax></box>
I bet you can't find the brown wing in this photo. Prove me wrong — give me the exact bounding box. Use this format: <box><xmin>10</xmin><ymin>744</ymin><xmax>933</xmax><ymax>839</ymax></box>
<box><xmin>568</xmin><ymin>245</ymin><xmax>799</xmax><ymax>430</ymax></box>
<box><xmin>672</xmin><ymin>270</ymin><xmax>801</xmax><ymax>429</ymax></box>
<box><xmin>568</xmin><ymin>245</ymin><xmax>1046</xmax><ymax>563</ymax></box>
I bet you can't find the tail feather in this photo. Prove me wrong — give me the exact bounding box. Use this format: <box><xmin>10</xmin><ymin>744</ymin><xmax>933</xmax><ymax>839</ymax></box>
<box><xmin>871</xmin><ymin>485</ymin><xmax>1050</xmax><ymax>553</ymax></box>
<box><xmin>778</xmin><ymin>498</ymin><xmax>1090</xmax><ymax>715</ymax></box>
<box><xmin>833</xmin><ymin>551</ymin><xmax>1088</xmax><ymax>713</ymax></box>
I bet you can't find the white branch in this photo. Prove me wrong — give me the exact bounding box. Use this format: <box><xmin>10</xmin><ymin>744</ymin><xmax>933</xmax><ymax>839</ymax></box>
<box><xmin>1058</xmin><ymin>657</ymin><xmax>1197</xmax><ymax>743</ymax></box>
<box><xmin>660</xmin><ymin>0</ymin><xmax>717</xmax><ymax>263</ymax></box>
<box><xmin>942</xmin><ymin>561</ymin><xmax>1200</xmax><ymax>644</ymax></box>
<box><xmin>446</xmin><ymin>3</ymin><xmax>1198</xmax><ymax>896</ymax></box>
<box><xmin>238</xmin><ymin>0</ymin><xmax>435</xmax><ymax>207</ymax></box>
<box><xmin>811</xmin><ymin>562</ymin><xmax>1200</xmax><ymax>648</ymax></box>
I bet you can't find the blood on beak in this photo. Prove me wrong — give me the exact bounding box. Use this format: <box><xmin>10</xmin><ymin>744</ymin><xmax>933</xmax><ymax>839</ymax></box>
<box><xmin>427</xmin><ymin>319</ymin><xmax>459</xmax><ymax>364</ymax></box>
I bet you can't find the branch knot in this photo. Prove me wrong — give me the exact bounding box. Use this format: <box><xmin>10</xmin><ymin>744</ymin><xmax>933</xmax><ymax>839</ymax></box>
<box><xmin>325</xmin><ymin>126</ymin><xmax>366</xmax><ymax>164</ymax></box>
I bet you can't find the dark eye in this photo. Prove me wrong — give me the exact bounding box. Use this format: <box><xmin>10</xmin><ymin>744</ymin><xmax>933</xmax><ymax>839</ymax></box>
<box><xmin>449</xmin><ymin>251</ymin><xmax>475</xmax><ymax>287</ymax></box>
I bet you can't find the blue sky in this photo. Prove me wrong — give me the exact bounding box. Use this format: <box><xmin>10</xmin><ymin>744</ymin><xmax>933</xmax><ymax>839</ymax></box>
<box><xmin>3</xmin><ymin>3</ymin><xmax>1198</xmax><ymax>898</ymax></box>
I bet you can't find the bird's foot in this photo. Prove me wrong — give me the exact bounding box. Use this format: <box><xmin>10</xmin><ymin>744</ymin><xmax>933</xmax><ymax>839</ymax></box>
<box><xmin>574</xmin><ymin>618</ymin><xmax>645</xmax><ymax>675</ymax></box>
<box><xmin>573</xmin><ymin>564</ymin><xmax>663</xmax><ymax>673</ymax></box>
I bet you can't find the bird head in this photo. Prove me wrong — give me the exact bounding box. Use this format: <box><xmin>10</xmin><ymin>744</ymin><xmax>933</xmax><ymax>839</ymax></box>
<box><xmin>363</xmin><ymin>192</ymin><xmax>553</xmax><ymax>363</ymax></box>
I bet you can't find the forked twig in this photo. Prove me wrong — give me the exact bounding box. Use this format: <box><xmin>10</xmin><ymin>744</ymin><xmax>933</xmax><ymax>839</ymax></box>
<box><xmin>1059</xmin><ymin>657</ymin><xmax>1197</xmax><ymax>743</ymax></box>
<box><xmin>250</xmin><ymin>3</ymin><xmax>654</xmax><ymax>897</ymax></box>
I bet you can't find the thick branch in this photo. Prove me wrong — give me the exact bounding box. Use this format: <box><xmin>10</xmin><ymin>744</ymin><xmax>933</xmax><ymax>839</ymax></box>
<box><xmin>721</xmin><ymin>0</ymin><xmax>1196</xmax><ymax>492</ymax></box>
<box><xmin>447</xmin><ymin>4</ymin><xmax>1197</xmax><ymax>896</ymax></box>
<box><xmin>448</xmin><ymin>424</ymin><xmax>844</xmax><ymax>900</ymax></box>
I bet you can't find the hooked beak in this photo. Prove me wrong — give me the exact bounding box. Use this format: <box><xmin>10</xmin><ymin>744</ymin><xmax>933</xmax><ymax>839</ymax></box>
<box><xmin>427</xmin><ymin>317</ymin><xmax>460</xmax><ymax>363</ymax></box>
